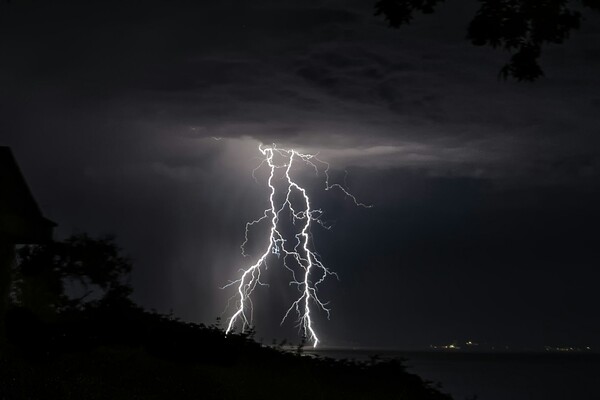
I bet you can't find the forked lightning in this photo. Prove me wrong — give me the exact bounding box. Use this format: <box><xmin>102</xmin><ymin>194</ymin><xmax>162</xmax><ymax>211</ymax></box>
<box><xmin>223</xmin><ymin>144</ymin><xmax>369</xmax><ymax>347</ymax></box>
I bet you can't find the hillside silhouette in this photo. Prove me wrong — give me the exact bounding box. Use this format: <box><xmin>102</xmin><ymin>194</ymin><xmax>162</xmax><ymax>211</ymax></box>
<box><xmin>1</xmin><ymin>234</ymin><xmax>454</xmax><ymax>400</ymax></box>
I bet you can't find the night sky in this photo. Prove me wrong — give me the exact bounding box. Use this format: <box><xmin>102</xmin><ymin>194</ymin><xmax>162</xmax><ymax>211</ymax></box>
<box><xmin>1</xmin><ymin>0</ymin><xmax>599</xmax><ymax>350</ymax></box>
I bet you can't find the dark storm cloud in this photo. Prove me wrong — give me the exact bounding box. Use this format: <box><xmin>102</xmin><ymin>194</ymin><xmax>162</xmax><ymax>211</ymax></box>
<box><xmin>3</xmin><ymin>0</ymin><xmax>596</xmax><ymax>180</ymax></box>
<box><xmin>1</xmin><ymin>0</ymin><xmax>599</xmax><ymax>348</ymax></box>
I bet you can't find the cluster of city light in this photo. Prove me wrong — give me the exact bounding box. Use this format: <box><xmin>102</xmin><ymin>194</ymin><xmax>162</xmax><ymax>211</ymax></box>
<box><xmin>223</xmin><ymin>144</ymin><xmax>369</xmax><ymax>347</ymax></box>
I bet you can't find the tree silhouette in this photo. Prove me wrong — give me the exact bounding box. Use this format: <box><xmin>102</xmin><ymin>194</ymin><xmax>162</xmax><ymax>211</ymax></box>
<box><xmin>375</xmin><ymin>0</ymin><xmax>600</xmax><ymax>81</ymax></box>
<box><xmin>12</xmin><ymin>233</ymin><xmax>133</xmax><ymax>319</ymax></box>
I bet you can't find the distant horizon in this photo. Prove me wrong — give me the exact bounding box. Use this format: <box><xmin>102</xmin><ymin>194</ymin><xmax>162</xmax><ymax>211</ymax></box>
<box><xmin>303</xmin><ymin>345</ymin><xmax>600</xmax><ymax>356</ymax></box>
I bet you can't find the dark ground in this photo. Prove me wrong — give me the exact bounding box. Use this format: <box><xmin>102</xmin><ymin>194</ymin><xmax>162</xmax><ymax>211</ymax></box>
<box><xmin>0</xmin><ymin>305</ymin><xmax>453</xmax><ymax>400</ymax></box>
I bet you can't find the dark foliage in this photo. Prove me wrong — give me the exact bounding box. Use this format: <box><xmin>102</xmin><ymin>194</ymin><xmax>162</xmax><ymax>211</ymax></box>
<box><xmin>2</xmin><ymin>305</ymin><xmax>454</xmax><ymax>399</ymax></box>
<box><xmin>375</xmin><ymin>0</ymin><xmax>446</xmax><ymax>27</ymax></box>
<box><xmin>2</xmin><ymin>233</ymin><xmax>454</xmax><ymax>399</ymax></box>
<box><xmin>13</xmin><ymin>234</ymin><xmax>134</xmax><ymax>318</ymax></box>
<box><xmin>375</xmin><ymin>0</ymin><xmax>600</xmax><ymax>81</ymax></box>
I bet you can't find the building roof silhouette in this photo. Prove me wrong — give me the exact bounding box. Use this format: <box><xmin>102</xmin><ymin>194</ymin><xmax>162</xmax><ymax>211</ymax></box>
<box><xmin>0</xmin><ymin>146</ymin><xmax>55</xmax><ymax>243</ymax></box>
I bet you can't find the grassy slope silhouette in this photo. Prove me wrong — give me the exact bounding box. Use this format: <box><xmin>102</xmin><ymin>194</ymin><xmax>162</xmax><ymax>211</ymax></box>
<box><xmin>1</xmin><ymin>305</ymin><xmax>454</xmax><ymax>400</ymax></box>
<box><xmin>1</xmin><ymin>234</ymin><xmax>453</xmax><ymax>400</ymax></box>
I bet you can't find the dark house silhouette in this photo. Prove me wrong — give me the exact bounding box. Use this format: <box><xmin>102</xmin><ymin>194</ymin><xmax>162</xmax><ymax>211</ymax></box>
<box><xmin>0</xmin><ymin>146</ymin><xmax>55</xmax><ymax>333</ymax></box>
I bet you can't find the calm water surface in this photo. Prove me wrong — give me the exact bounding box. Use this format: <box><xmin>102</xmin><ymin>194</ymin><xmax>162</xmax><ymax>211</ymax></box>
<box><xmin>306</xmin><ymin>349</ymin><xmax>600</xmax><ymax>400</ymax></box>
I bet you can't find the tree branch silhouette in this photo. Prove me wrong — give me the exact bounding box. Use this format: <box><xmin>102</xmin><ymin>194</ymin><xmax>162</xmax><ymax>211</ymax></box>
<box><xmin>375</xmin><ymin>0</ymin><xmax>600</xmax><ymax>81</ymax></box>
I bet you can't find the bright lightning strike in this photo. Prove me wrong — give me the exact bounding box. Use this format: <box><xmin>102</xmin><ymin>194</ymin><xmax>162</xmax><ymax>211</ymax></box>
<box><xmin>223</xmin><ymin>144</ymin><xmax>370</xmax><ymax>347</ymax></box>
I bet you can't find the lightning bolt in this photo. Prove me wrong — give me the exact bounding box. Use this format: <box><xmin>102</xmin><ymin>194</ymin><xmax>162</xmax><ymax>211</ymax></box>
<box><xmin>223</xmin><ymin>144</ymin><xmax>370</xmax><ymax>347</ymax></box>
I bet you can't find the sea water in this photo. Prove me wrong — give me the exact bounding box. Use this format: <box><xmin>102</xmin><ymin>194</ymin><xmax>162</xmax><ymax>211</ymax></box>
<box><xmin>306</xmin><ymin>349</ymin><xmax>600</xmax><ymax>400</ymax></box>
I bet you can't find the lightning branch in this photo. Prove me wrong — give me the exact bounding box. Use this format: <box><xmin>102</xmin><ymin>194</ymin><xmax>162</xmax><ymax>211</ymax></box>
<box><xmin>223</xmin><ymin>144</ymin><xmax>370</xmax><ymax>347</ymax></box>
